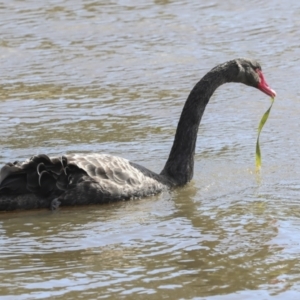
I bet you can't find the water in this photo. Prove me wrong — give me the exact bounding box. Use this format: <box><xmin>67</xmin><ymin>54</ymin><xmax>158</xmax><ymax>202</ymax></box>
<box><xmin>0</xmin><ymin>0</ymin><xmax>300</xmax><ymax>299</ymax></box>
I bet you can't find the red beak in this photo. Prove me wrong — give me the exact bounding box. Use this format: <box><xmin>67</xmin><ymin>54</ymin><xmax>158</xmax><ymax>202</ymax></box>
<box><xmin>256</xmin><ymin>69</ymin><xmax>276</xmax><ymax>98</ymax></box>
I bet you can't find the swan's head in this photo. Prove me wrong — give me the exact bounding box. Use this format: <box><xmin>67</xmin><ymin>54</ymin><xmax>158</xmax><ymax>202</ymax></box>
<box><xmin>235</xmin><ymin>58</ymin><xmax>276</xmax><ymax>98</ymax></box>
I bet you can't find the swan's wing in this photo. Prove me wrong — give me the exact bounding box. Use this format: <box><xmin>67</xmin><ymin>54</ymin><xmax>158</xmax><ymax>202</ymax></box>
<box><xmin>62</xmin><ymin>154</ymin><xmax>166</xmax><ymax>202</ymax></box>
<box><xmin>0</xmin><ymin>155</ymin><xmax>64</xmax><ymax>195</ymax></box>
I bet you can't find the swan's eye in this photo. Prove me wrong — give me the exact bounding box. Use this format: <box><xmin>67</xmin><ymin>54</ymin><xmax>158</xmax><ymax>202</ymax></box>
<box><xmin>255</xmin><ymin>68</ymin><xmax>263</xmax><ymax>80</ymax></box>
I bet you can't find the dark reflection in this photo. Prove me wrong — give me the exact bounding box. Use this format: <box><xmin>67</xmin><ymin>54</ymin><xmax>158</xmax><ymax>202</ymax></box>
<box><xmin>166</xmin><ymin>184</ymin><xmax>292</xmax><ymax>296</ymax></box>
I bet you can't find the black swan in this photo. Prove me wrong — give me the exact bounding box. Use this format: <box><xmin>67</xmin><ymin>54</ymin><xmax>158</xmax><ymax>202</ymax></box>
<box><xmin>0</xmin><ymin>58</ymin><xmax>276</xmax><ymax>211</ymax></box>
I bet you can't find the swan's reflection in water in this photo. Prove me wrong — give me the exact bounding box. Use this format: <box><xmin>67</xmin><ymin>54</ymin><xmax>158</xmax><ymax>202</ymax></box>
<box><xmin>1</xmin><ymin>177</ymin><xmax>295</xmax><ymax>298</ymax></box>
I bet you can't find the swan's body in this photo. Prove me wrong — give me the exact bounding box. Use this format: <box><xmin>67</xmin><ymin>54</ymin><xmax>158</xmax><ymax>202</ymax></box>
<box><xmin>0</xmin><ymin>59</ymin><xmax>276</xmax><ymax>211</ymax></box>
<box><xmin>0</xmin><ymin>154</ymin><xmax>170</xmax><ymax>210</ymax></box>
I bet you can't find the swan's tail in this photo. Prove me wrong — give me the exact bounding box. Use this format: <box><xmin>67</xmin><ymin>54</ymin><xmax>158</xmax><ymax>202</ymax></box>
<box><xmin>0</xmin><ymin>154</ymin><xmax>69</xmax><ymax>210</ymax></box>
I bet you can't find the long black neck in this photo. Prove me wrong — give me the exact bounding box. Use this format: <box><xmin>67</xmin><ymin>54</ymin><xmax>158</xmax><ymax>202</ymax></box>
<box><xmin>160</xmin><ymin>60</ymin><xmax>239</xmax><ymax>185</ymax></box>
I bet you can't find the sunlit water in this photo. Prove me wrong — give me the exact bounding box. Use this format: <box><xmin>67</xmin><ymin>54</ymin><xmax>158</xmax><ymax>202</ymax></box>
<box><xmin>0</xmin><ymin>0</ymin><xmax>300</xmax><ymax>299</ymax></box>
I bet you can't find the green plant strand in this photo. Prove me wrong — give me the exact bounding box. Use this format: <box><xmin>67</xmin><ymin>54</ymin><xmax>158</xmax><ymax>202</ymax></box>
<box><xmin>256</xmin><ymin>97</ymin><xmax>275</xmax><ymax>170</ymax></box>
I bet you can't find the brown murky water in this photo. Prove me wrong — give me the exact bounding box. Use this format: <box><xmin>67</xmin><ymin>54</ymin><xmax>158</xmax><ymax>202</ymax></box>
<box><xmin>1</xmin><ymin>0</ymin><xmax>300</xmax><ymax>299</ymax></box>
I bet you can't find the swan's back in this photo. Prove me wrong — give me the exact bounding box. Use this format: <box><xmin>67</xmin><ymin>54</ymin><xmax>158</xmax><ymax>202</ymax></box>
<box><xmin>0</xmin><ymin>153</ymin><xmax>167</xmax><ymax>210</ymax></box>
<box><xmin>66</xmin><ymin>153</ymin><xmax>167</xmax><ymax>200</ymax></box>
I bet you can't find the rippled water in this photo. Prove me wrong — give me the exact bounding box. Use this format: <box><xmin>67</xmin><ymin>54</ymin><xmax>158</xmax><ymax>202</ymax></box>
<box><xmin>1</xmin><ymin>0</ymin><xmax>300</xmax><ymax>299</ymax></box>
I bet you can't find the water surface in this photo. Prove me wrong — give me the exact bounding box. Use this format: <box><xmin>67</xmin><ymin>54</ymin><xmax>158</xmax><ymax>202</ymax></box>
<box><xmin>1</xmin><ymin>0</ymin><xmax>300</xmax><ymax>299</ymax></box>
